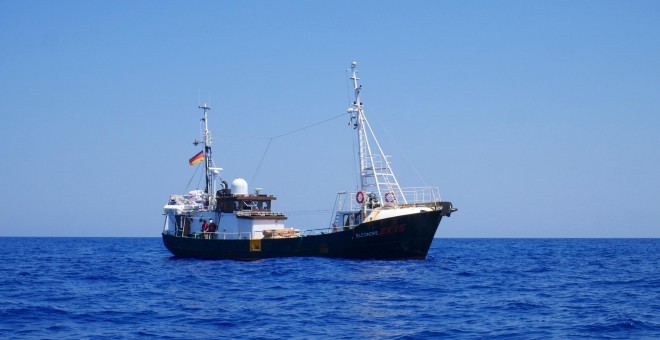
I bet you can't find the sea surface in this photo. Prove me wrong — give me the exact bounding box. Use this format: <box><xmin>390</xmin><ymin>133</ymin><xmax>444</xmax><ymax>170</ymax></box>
<box><xmin>1</xmin><ymin>238</ymin><xmax>658</xmax><ymax>339</ymax></box>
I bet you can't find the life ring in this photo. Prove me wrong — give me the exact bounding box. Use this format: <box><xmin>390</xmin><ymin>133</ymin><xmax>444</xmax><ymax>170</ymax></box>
<box><xmin>356</xmin><ymin>191</ymin><xmax>365</xmax><ymax>204</ymax></box>
<box><xmin>385</xmin><ymin>192</ymin><xmax>396</xmax><ymax>203</ymax></box>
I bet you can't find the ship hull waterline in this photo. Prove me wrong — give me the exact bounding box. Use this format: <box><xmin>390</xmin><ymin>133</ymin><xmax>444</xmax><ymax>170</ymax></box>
<box><xmin>162</xmin><ymin>210</ymin><xmax>445</xmax><ymax>260</ymax></box>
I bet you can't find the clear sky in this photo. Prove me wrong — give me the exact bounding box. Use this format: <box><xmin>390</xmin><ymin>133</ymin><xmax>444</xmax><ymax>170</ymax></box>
<box><xmin>1</xmin><ymin>1</ymin><xmax>659</xmax><ymax>237</ymax></box>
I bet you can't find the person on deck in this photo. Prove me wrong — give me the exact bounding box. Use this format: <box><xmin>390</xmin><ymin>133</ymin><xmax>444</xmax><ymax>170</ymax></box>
<box><xmin>208</xmin><ymin>219</ymin><xmax>218</xmax><ymax>240</ymax></box>
<box><xmin>201</xmin><ymin>219</ymin><xmax>209</xmax><ymax>239</ymax></box>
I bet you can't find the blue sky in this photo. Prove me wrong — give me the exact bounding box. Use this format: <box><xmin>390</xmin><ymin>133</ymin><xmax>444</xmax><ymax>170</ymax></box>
<box><xmin>1</xmin><ymin>1</ymin><xmax>659</xmax><ymax>237</ymax></box>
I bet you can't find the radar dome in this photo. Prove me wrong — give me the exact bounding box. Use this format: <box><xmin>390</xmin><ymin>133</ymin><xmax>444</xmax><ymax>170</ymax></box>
<box><xmin>231</xmin><ymin>178</ymin><xmax>248</xmax><ymax>196</ymax></box>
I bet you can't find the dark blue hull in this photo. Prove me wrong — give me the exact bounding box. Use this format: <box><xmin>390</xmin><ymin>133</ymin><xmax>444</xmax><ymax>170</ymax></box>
<box><xmin>162</xmin><ymin>209</ymin><xmax>447</xmax><ymax>260</ymax></box>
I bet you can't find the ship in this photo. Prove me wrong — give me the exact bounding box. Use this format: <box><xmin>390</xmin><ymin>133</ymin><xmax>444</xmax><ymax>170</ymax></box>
<box><xmin>161</xmin><ymin>62</ymin><xmax>456</xmax><ymax>260</ymax></box>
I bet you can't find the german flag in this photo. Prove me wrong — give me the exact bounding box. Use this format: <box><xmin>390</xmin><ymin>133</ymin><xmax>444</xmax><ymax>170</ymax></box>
<box><xmin>189</xmin><ymin>151</ymin><xmax>205</xmax><ymax>166</ymax></box>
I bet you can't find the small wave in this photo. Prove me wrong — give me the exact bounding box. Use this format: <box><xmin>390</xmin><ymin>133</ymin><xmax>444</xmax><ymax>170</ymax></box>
<box><xmin>393</xmin><ymin>330</ymin><xmax>452</xmax><ymax>339</ymax></box>
<box><xmin>46</xmin><ymin>324</ymin><xmax>71</xmax><ymax>332</ymax></box>
<box><xmin>580</xmin><ymin>318</ymin><xmax>657</xmax><ymax>333</ymax></box>
<box><xmin>1</xmin><ymin>305</ymin><xmax>69</xmax><ymax>319</ymax></box>
<box><xmin>503</xmin><ymin>300</ymin><xmax>548</xmax><ymax>311</ymax></box>
<box><xmin>593</xmin><ymin>277</ymin><xmax>660</xmax><ymax>288</ymax></box>
<box><xmin>525</xmin><ymin>266</ymin><xmax>552</xmax><ymax>273</ymax></box>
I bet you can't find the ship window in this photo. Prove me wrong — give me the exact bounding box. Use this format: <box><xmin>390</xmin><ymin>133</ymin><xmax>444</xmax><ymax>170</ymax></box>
<box><xmin>263</xmin><ymin>201</ymin><xmax>270</xmax><ymax>211</ymax></box>
<box><xmin>243</xmin><ymin>201</ymin><xmax>257</xmax><ymax>210</ymax></box>
<box><xmin>353</xmin><ymin>213</ymin><xmax>361</xmax><ymax>224</ymax></box>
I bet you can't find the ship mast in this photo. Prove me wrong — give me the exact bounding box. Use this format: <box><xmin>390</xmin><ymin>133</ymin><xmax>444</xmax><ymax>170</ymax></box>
<box><xmin>199</xmin><ymin>103</ymin><xmax>213</xmax><ymax>196</ymax></box>
<box><xmin>349</xmin><ymin>62</ymin><xmax>407</xmax><ymax>204</ymax></box>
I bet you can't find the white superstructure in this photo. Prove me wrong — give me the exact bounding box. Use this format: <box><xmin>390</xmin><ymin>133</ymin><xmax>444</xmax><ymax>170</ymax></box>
<box><xmin>162</xmin><ymin>105</ymin><xmax>295</xmax><ymax>240</ymax></box>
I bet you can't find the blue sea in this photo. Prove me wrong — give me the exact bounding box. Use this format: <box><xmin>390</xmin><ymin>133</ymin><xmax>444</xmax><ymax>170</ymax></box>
<box><xmin>1</xmin><ymin>238</ymin><xmax>658</xmax><ymax>339</ymax></box>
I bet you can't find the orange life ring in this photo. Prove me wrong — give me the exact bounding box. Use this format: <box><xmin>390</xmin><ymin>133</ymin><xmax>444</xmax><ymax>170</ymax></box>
<box><xmin>356</xmin><ymin>191</ymin><xmax>365</xmax><ymax>204</ymax></box>
<box><xmin>385</xmin><ymin>192</ymin><xmax>396</xmax><ymax>203</ymax></box>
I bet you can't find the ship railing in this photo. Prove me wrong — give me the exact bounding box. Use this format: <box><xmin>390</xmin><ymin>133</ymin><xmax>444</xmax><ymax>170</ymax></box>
<box><xmin>334</xmin><ymin>186</ymin><xmax>442</xmax><ymax>212</ymax></box>
<box><xmin>301</xmin><ymin>227</ymin><xmax>337</xmax><ymax>236</ymax></box>
<box><xmin>190</xmin><ymin>231</ymin><xmax>255</xmax><ymax>240</ymax></box>
<box><xmin>235</xmin><ymin>211</ymin><xmax>286</xmax><ymax>217</ymax></box>
<box><xmin>169</xmin><ymin>228</ymin><xmax>343</xmax><ymax>239</ymax></box>
<box><xmin>203</xmin><ymin>228</ymin><xmax>339</xmax><ymax>238</ymax></box>
<box><xmin>398</xmin><ymin>187</ymin><xmax>442</xmax><ymax>207</ymax></box>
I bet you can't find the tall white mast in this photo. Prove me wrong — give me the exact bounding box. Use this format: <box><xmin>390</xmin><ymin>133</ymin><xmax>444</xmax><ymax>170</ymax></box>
<box><xmin>199</xmin><ymin>103</ymin><xmax>213</xmax><ymax>196</ymax></box>
<box><xmin>348</xmin><ymin>62</ymin><xmax>406</xmax><ymax>205</ymax></box>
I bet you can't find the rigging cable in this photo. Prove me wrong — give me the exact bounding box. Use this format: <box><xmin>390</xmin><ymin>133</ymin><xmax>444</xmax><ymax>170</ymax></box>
<box><xmin>282</xmin><ymin>209</ymin><xmax>333</xmax><ymax>216</ymax></box>
<box><xmin>272</xmin><ymin>112</ymin><xmax>347</xmax><ymax>139</ymax></box>
<box><xmin>184</xmin><ymin>162</ymin><xmax>203</xmax><ymax>192</ymax></box>
<box><xmin>250</xmin><ymin>112</ymin><xmax>347</xmax><ymax>183</ymax></box>
<box><xmin>251</xmin><ymin>138</ymin><xmax>273</xmax><ymax>184</ymax></box>
<box><xmin>365</xmin><ymin>98</ymin><xmax>429</xmax><ymax>188</ymax></box>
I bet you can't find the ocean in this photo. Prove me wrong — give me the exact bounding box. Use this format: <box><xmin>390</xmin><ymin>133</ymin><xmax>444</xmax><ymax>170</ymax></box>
<box><xmin>1</xmin><ymin>238</ymin><xmax>658</xmax><ymax>339</ymax></box>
